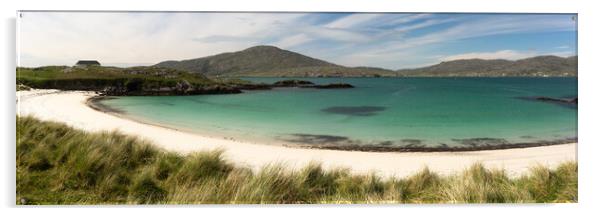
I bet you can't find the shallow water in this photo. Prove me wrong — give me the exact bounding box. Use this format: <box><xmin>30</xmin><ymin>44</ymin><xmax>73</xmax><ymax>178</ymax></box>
<box><xmin>98</xmin><ymin>77</ymin><xmax>577</xmax><ymax>150</ymax></box>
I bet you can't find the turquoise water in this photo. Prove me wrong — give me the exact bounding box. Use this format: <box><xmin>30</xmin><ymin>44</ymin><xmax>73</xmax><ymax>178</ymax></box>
<box><xmin>99</xmin><ymin>78</ymin><xmax>577</xmax><ymax>149</ymax></box>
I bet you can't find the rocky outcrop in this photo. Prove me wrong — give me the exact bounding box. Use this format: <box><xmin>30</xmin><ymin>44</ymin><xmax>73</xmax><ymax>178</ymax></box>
<box><xmin>100</xmin><ymin>84</ymin><xmax>241</xmax><ymax>96</ymax></box>
<box><xmin>272</xmin><ymin>79</ymin><xmax>315</xmax><ymax>87</ymax></box>
<box><xmin>174</xmin><ymin>80</ymin><xmax>192</xmax><ymax>93</ymax></box>
<box><xmin>271</xmin><ymin>80</ymin><xmax>354</xmax><ymax>89</ymax></box>
<box><xmin>311</xmin><ymin>83</ymin><xmax>354</xmax><ymax>89</ymax></box>
<box><xmin>101</xmin><ymin>86</ymin><xmax>128</xmax><ymax>96</ymax></box>
<box><xmin>234</xmin><ymin>84</ymin><xmax>273</xmax><ymax>90</ymax></box>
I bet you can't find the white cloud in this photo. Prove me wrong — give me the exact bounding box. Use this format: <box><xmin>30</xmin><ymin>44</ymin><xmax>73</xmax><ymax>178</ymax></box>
<box><xmin>304</xmin><ymin>26</ymin><xmax>370</xmax><ymax>42</ymax></box>
<box><xmin>370</xmin><ymin>15</ymin><xmax>576</xmax><ymax>55</ymax></box>
<box><xmin>395</xmin><ymin>18</ymin><xmax>453</xmax><ymax>32</ymax></box>
<box><xmin>271</xmin><ymin>34</ymin><xmax>312</xmax><ymax>48</ymax></box>
<box><xmin>441</xmin><ymin>50</ymin><xmax>538</xmax><ymax>61</ymax></box>
<box><xmin>390</xmin><ymin>14</ymin><xmax>432</xmax><ymax>25</ymax></box>
<box><xmin>17</xmin><ymin>12</ymin><xmax>305</xmax><ymax>67</ymax></box>
<box><xmin>17</xmin><ymin>13</ymin><xmax>577</xmax><ymax>69</ymax></box>
<box><xmin>323</xmin><ymin>13</ymin><xmax>386</xmax><ymax>29</ymax></box>
<box><xmin>322</xmin><ymin>13</ymin><xmax>432</xmax><ymax>32</ymax></box>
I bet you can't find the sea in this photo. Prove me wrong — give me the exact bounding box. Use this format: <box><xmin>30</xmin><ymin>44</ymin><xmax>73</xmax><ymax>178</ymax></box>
<box><xmin>97</xmin><ymin>77</ymin><xmax>577</xmax><ymax>150</ymax></box>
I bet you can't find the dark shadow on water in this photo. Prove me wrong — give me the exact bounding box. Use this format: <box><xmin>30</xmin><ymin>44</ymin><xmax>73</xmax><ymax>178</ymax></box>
<box><xmin>515</xmin><ymin>96</ymin><xmax>577</xmax><ymax>109</ymax></box>
<box><xmin>321</xmin><ymin>106</ymin><xmax>386</xmax><ymax>116</ymax></box>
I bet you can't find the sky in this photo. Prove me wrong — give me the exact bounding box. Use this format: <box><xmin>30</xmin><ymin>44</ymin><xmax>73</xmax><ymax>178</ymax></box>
<box><xmin>17</xmin><ymin>12</ymin><xmax>577</xmax><ymax>69</ymax></box>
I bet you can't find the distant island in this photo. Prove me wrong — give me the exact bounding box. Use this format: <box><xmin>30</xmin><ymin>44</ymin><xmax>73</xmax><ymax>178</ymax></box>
<box><xmin>156</xmin><ymin>45</ymin><xmax>577</xmax><ymax>77</ymax></box>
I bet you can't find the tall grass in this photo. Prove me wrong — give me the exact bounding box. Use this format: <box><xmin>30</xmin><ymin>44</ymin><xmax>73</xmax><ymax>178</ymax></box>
<box><xmin>17</xmin><ymin>84</ymin><xmax>31</xmax><ymax>91</ymax></box>
<box><xmin>16</xmin><ymin>116</ymin><xmax>577</xmax><ymax>204</ymax></box>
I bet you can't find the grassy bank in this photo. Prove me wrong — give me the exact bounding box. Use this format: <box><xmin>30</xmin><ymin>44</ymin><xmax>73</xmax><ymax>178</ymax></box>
<box><xmin>16</xmin><ymin>116</ymin><xmax>577</xmax><ymax>204</ymax></box>
<box><xmin>16</xmin><ymin>66</ymin><xmax>212</xmax><ymax>90</ymax></box>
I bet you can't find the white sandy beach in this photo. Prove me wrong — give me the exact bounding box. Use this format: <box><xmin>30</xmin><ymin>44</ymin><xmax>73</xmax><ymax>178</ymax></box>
<box><xmin>16</xmin><ymin>89</ymin><xmax>577</xmax><ymax>178</ymax></box>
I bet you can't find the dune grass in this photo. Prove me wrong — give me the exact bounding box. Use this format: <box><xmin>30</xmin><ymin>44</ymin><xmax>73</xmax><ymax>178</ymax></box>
<box><xmin>16</xmin><ymin>116</ymin><xmax>577</xmax><ymax>204</ymax></box>
<box><xmin>16</xmin><ymin>84</ymin><xmax>31</xmax><ymax>91</ymax></box>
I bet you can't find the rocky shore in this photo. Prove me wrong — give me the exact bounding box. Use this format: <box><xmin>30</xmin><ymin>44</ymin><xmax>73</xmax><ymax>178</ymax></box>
<box><xmin>100</xmin><ymin>83</ymin><xmax>243</xmax><ymax>96</ymax></box>
<box><xmin>99</xmin><ymin>79</ymin><xmax>354</xmax><ymax>96</ymax></box>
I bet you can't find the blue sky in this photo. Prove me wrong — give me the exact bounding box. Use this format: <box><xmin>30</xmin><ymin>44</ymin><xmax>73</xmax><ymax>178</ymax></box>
<box><xmin>18</xmin><ymin>12</ymin><xmax>577</xmax><ymax>69</ymax></box>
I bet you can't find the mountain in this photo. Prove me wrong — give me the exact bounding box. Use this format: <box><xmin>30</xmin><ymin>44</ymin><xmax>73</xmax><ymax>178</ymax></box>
<box><xmin>156</xmin><ymin>46</ymin><xmax>577</xmax><ymax>77</ymax></box>
<box><xmin>397</xmin><ymin>56</ymin><xmax>577</xmax><ymax>77</ymax></box>
<box><xmin>155</xmin><ymin>45</ymin><xmax>396</xmax><ymax>77</ymax></box>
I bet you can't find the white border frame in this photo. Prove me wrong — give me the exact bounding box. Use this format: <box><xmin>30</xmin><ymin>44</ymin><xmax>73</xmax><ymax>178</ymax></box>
<box><xmin>2</xmin><ymin>0</ymin><xmax>601</xmax><ymax>215</ymax></box>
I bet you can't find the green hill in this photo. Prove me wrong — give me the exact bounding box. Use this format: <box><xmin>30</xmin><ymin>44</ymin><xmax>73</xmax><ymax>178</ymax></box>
<box><xmin>155</xmin><ymin>45</ymin><xmax>396</xmax><ymax>77</ymax></box>
<box><xmin>15</xmin><ymin>66</ymin><xmax>249</xmax><ymax>95</ymax></box>
<box><xmin>397</xmin><ymin>56</ymin><xmax>577</xmax><ymax>77</ymax></box>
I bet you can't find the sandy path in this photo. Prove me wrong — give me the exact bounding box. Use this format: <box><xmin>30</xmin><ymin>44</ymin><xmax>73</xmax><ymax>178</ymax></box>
<box><xmin>16</xmin><ymin>89</ymin><xmax>577</xmax><ymax>178</ymax></box>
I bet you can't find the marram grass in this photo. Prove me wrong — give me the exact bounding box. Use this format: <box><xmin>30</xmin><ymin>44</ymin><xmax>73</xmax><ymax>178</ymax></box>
<box><xmin>16</xmin><ymin>116</ymin><xmax>577</xmax><ymax>204</ymax></box>
<box><xmin>16</xmin><ymin>84</ymin><xmax>31</xmax><ymax>91</ymax></box>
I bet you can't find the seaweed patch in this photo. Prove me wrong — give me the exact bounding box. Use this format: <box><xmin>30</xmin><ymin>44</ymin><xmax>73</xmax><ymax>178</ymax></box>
<box><xmin>86</xmin><ymin>96</ymin><xmax>126</xmax><ymax>114</ymax></box>
<box><xmin>321</xmin><ymin>106</ymin><xmax>386</xmax><ymax>116</ymax></box>
<box><xmin>281</xmin><ymin>133</ymin><xmax>356</xmax><ymax>145</ymax></box>
<box><xmin>452</xmin><ymin>138</ymin><xmax>510</xmax><ymax>147</ymax></box>
<box><xmin>400</xmin><ymin>139</ymin><xmax>423</xmax><ymax>146</ymax></box>
<box><xmin>516</xmin><ymin>96</ymin><xmax>577</xmax><ymax>109</ymax></box>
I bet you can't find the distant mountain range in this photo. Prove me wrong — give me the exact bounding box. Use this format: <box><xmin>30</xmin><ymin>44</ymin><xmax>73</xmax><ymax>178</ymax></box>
<box><xmin>155</xmin><ymin>45</ymin><xmax>577</xmax><ymax>77</ymax></box>
<box><xmin>397</xmin><ymin>56</ymin><xmax>577</xmax><ymax>77</ymax></box>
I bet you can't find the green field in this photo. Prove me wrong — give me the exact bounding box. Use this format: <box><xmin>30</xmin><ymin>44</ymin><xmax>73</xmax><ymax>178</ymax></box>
<box><xmin>16</xmin><ymin>116</ymin><xmax>577</xmax><ymax>204</ymax></box>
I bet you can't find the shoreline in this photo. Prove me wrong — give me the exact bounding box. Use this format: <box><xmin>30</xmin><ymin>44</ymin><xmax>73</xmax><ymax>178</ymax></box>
<box><xmin>299</xmin><ymin>138</ymin><xmax>577</xmax><ymax>152</ymax></box>
<box><xmin>17</xmin><ymin>89</ymin><xmax>578</xmax><ymax>178</ymax></box>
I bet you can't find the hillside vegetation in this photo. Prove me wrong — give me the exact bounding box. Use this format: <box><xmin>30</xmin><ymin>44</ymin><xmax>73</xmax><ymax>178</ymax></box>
<box><xmin>155</xmin><ymin>45</ymin><xmax>396</xmax><ymax>77</ymax></box>
<box><xmin>17</xmin><ymin>116</ymin><xmax>577</xmax><ymax>204</ymax></box>
<box><xmin>17</xmin><ymin>66</ymin><xmax>212</xmax><ymax>89</ymax></box>
<box><xmin>156</xmin><ymin>45</ymin><xmax>576</xmax><ymax>77</ymax></box>
<box><xmin>16</xmin><ymin>66</ymin><xmax>250</xmax><ymax>95</ymax></box>
<box><xmin>398</xmin><ymin>56</ymin><xmax>577</xmax><ymax>77</ymax></box>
